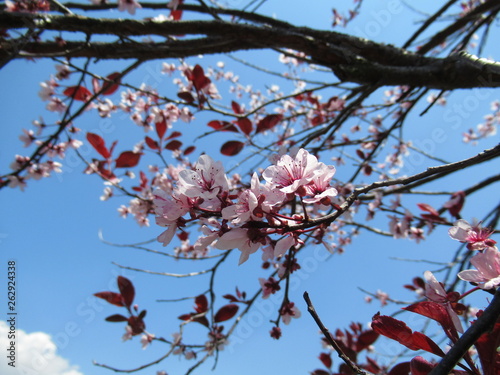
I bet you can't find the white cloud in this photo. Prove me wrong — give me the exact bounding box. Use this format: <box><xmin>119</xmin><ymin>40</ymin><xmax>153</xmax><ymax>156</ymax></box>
<box><xmin>0</xmin><ymin>321</ymin><xmax>84</xmax><ymax>375</ymax></box>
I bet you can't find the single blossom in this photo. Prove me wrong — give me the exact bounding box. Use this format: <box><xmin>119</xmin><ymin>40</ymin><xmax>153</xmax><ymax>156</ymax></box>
<box><xmin>262</xmin><ymin>148</ymin><xmax>320</xmax><ymax>194</ymax></box>
<box><xmin>302</xmin><ymin>163</ymin><xmax>337</xmax><ymax>204</ymax></box>
<box><xmin>449</xmin><ymin>219</ymin><xmax>496</xmax><ymax>251</ymax></box>
<box><xmin>280</xmin><ymin>302</ymin><xmax>301</xmax><ymax>325</ymax></box>
<box><xmin>178</xmin><ymin>154</ymin><xmax>229</xmax><ymax>208</ymax></box>
<box><xmin>458</xmin><ymin>246</ymin><xmax>500</xmax><ymax>290</ymax></box>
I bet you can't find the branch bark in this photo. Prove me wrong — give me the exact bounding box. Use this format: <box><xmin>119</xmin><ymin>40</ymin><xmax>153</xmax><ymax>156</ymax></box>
<box><xmin>2</xmin><ymin>11</ymin><xmax>500</xmax><ymax>89</ymax></box>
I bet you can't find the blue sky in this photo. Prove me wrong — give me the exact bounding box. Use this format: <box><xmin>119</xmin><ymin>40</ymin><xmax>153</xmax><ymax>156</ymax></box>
<box><xmin>1</xmin><ymin>1</ymin><xmax>499</xmax><ymax>375</ymax></box>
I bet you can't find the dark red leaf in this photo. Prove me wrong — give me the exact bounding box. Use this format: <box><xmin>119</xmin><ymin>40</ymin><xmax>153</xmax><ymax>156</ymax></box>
<box><xmin>221</xmin><ymin>140</ymin><xmax>244</xmax><ymax>156</ymax></box>
<box><xmin>371</xmin><ymin>313</ymin><xmax>445</xmax><ymax>356</ymax></box>
<box><xmin>403</xmin><ymin>301</ymin><xmax>457</xmax><ymax>340</ymax></box>
<box><xmin>190</xmin><ymin>65</ymin><xmax>211</xmax><ymax>91</ymax></box>
<box><xmin>231</xmin><ymin>100</ymin><xmax>244</xmax><ymax>114</ymax></box>
<box><xmin>236</xmin><ymin>118</ymin><xmax>253</xmax><ymax>135</ymax></box>
<box><xmin>101</xmin><ymin>72</ymin><xmax>121</xmax><ymax>95</ymax></box>
<box><xmin>356</xmin><ymin>149</ymin><xmax>366</xmax><ymax>160</ymax></box>
<box><xmin>318</xmin><ymin>352</ymin><xmax>332</xmax><ymax>369</ymax></box>
<box><xmin>355</xmin><ymin>330</ymin><xmax>379</xmax><ymax>352</ymax></box>
<box><xmin>194</xmin><ymin>294</ymin><xmax>208</xmax><ymax>313</ymax></box>
<box><xmin>387</xmin><ymin>362</ymin><xmax>411</xmax><ymax>375</ymax></box>
<box><xmin>256</xmin><ymin>114</ymin><xmax>283</xmax><ymax>133</ymax></box>
<box><xmin>178</xmin><ymin>313</ymin><xmax>193</xmax><ymax>321</ymax></box>
<box><xmin>115</xmin><ymin>151</ymin><xmax>142</xmax><ymax>168</ymax></box>
<box><xmin>145</xmin><ymin>136</ymin><xmax>159</xmax><ymax>150</ymax></box>
<box><xmin>410</xmin><ymin>356</ymin><xmax>435</xmax><ymax>375</ymax></box>
<box><xmin>166</xmin><ymin>131</ymin><xmax>182</xmax><ymax>140</ymax></box>
<box><xmin>170</xmin><ymin>8</ymin><xmax>183</xmax><ymax>20</ymax></box>
<box><xmin>156</xmin><ymin>120</ymin><xmax>167</xmax><ymax>139</ymax></box>
<box><xmin>94</xmin><ymin>291</ymin><xmax>124</xmax><ymax>307</ymax></box>
<box><xmin>310</xmin><ymin>370</ymin><xmax>330</xmax><ymax>375</ymax></box>
<box><xmin>138</xmin><ymin>309</ymin><xmax>147</xmax><ymax>319</ymax></box>
<box><xmin>223</xmin><ymin>294</ymin><xmax>238</xmax><ymax>302</ymax></box>
<box><xmin>63</xmin><ymin>85</ymin><xmax>92</xmax><ymax>101</ymax></box>
<box><xmin>208</xmin><ymin>120</ymin><xmax>239</xmax><ymax>133</ymax></box>
<box><xmin>165</xmin><ymin>140</ymin><xmax>182</xmax><ymax>151</ymax></box>
<box><xmin>86</xmin><ymin>132</ymin><xmax>111</xmax><ymax>159</ymax></box>
<box><xmin>183</xmin><ymin>146</ymin><xmax>195</xmax><ymax>156</ymax></box>
<box><xmin>474</xmin><ymin>320</ymin><xmax>500</xmax><ymax>375</ymax></box>
<box><xmin>178</xmin><ymin>91</ymin><xmax>195</xmax><ymax>103</ymax></box>
<box><xmin>214</xmin><ymin>304</ymin><xmax>239</xmax><ymax>322</ymax></box>
<box><xmin>443</xmin><ymin>191</ymin><xmax>466</xmax><ymax>218</ymax></box>
<box><xmin>117</xmin><ymin>276</ymin><xmax>135</xmax><ymax>308</ymax></box>
<box><xmin>105</xmin><ymin>314</ymin><xmax>128</xmax><ymax>322</ymax></box>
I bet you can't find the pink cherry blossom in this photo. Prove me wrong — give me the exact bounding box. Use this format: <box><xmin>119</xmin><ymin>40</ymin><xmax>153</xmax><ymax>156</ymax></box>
<box><xmin>178</xmin><ymin>154</ymin><xmax>229</xmax><ymax>208</ymax></box>
<box><xmin>118</xmin><ymin>0</ymin><xmax>142</xmax><ymax>15</ymax></box>
<box><xmin>262</xmin><ymin>148</ymin><xmax>320</xmax><ymax>194</ymax></box>
<box><xmin>222</xmin><ymin>173</ymin><xmax>284</xmax><ymax>224</ymax></box>
<box><xmin>215</xmin><ymin>228</ymin><xmax>264</xmax><ymax>265</ymax></box>
<box><xmin>259</xmin><ymin>277</ymin><xmax>280</xmax><ymax>299</ymax></box>
<box><xmin>423</xmin><ymin>271</ymin><xmax>463</xmax><ymax>333</ymax></box>
<box><xmin>457</xmin><ymin>246</ymin><xmax>500</xmax><ymax>290</ymax></box>
<box><xmin>449</xmin><ymin>219</ymin><xmax>496</xmax><ymax>251</ymax></box>
<box><xmin>280</xmin><ymin>302</ymin><xmax>301</xmax><ymax>325</ymax></box>
<box><xmin>274</xmin><ymin>235</ymin><xmax>296</xmax><ymax>257</ymax></box>
<box><xmin>302</xmin><ymin>163</ymin><xmax>337</xmax><ymax>204</ymax></box>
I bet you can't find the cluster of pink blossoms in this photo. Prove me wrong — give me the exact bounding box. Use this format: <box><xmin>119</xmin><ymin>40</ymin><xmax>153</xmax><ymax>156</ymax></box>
<box><xmin>153</xmin><ymin>148</ymin><xmax>338</xmax><ymax>265</ymax></box>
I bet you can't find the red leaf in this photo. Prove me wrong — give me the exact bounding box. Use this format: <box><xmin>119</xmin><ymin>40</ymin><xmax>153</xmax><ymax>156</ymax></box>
<box><xmin>355</xmin><ymin>330</ymin><xmax>379</xmax><ymax>352</ymax></box>
<box><xmin>371</xmin><ymin>313</ymin><xmax>445</xmax><ymax>356</ymax></box>
<box><xmin>166</xmin><ymin>131</ymin><xmax>182</xmax><ymax>140</ymax></box>
<box><xmin>311</xmin><ymin>370</ymin><xmax>330</xmax><ymax>375</ymax></box>
<box><xmin>208</xmin><ymin>120</ymin><xmax>239</xmax><ymax>133</ymax></box>
<box><xmin>231</xmin><ymin>100</ymin><xmax>244</xmax><ymax>114</ymax></box>
<box><xmin>318</xmin><ymin>352</ymin><xmax>332</xmax><ymax>369</ymax></box>
<box><xmin>170</xmin><ymin>8</ymin><xmax>183</xmax><ymax>20</ymax></box>
<box><xmin>387</xmin><ymin>362</ymin><xmax>411</xmax><ymax>375</ymax></box>
<box><xmin>443</xmin><ymin>191</ymin><xmax>466</xmax><ymax>218</ymax></box>
<box><xmin>102</xmin><ymin>72</ymin><xmax>121</xmax><ymax>95</ymax></box>
<box><xmin>86</xmin><ymin>132</ymin><xmax>111</xmax><ymax>159</ymax></box>
<box><xmin>475</xmin><ymin>320</ymin><xmax>500</xmax><ymax>375</ymax></box>
<box><xmin>178</xmin><ymin>91</ymin><xmax>195</xmax><ymax>103</ymax></box>
<box><xmin>145</xmin><ymin>136</ymin><xmax>159</xmax><ymax>150</ymax></box>
<box><xmin>183</xmin><ymin>146</ymin><xmax>195</xmax><ymax>156</ymax></box>
<box><xmin>63</xmin><ymin>85</ymin><xmax>92</xmax><ymax>101</ymax></box>
<box><xmin>194</xmin><ymin>295</ymin><xmax>208</xmax><ymax>313</ymax></box>
<box><xmin>115</xmin><ymin>151</ymin><xmax>142</xmax><ymax>168</ymax></box>
<box><xmin>190</xmin><ymin>65</ymin><xmax>211</xmax><ymax>91</ymax></box>
<box><xmin>223</xmin><ymin>294</ymin><xmax>238</xmax><ymax>303</ymax></box>
<box><xmin>105</xmin><ymin>314</ymin><xmax>128</xmax><ymax>322</ymax></box>
<box><xmin>117</xmin><ymin>276</ymin><xmax>135</xmax><ymax>308</ymax></box>
<box><xmin>403</xmin><ymin>301</ymin><xmax>457</xmax><ymax>340</ymax></box>
<box><xmin>256</xmin><ymin>114</ymin><xmax>283</xmax><ymax>133</ymax></box>
<box><xmin>410</xmin><ymin>356</ymin><xmax>435</xmax><ymax>375</ymax></box>
<box><xmin>221</xmin><ymin>140</ymin><xmax>244</xmax><ymax>156</ymax></box>
<box><xmin>165</xmin><ymin>140</ymin><xmax>182</xmax><ymax>151</ymax></box>
<box><xmin>214</xmin><ymin>304</ymin><xmax>239</xmax><ymax>322</ymax></box>
<box><xmin>156</xmin><ymin>120</ymin><xmax>167</xmax><ymax>139</ymax></box>
<box><xmin>94</xmin><ymin>291</ymin><xmax>124</xmax><ymax>307</ymax></box>
<box><xmin>356</xmin><ymin>149</ymin><xmax>366</xmax><ymax>160</ymax></box>
<box><xmin>236</xmin><ymin>118</ymin><xmax>253</xmax><ymax>135</ymax></box>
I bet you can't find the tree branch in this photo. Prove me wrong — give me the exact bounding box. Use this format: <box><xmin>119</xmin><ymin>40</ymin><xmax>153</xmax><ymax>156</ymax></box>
<box><xmin>2</xmin><ymin>11</ymin><xmax>500</xmax><ymax>88</ymax></box>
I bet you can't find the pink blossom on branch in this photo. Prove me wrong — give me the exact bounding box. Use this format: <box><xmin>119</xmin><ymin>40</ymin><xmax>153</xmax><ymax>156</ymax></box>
<box><xmin>448</xmin><ymin>219</ymin><xmax>496</xmax><ymax>251</ymax></box>
<box><xmin>117</xmin><ymin>0</ymin><xmax>142</xmax><ymax>15</ymax></box>
<box><xmin>457</xmin><ymin>246</ymin><xmax>500</xmax><ymax>290</ymax></box>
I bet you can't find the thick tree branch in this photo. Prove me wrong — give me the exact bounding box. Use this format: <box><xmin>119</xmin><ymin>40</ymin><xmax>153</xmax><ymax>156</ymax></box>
<box><xmin>2</xmin><ymin>11</ymin><xmax>500</xmax><ymax>89</ymax></box>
